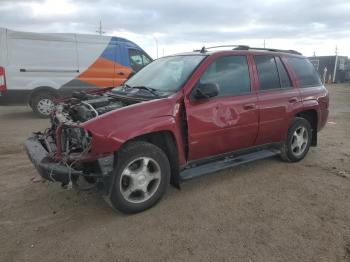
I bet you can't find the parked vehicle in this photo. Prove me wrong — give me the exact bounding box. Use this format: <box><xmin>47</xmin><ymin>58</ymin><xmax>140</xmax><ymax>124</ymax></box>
<box><xmin>0</xmin><ymin>28</ymin><xmax>152</xmax><ymax>117</ymax></box>
<box><xmin>25</xmin><ymin>45</ymin><xmax>329</xmax><ymax>214</ymax></box>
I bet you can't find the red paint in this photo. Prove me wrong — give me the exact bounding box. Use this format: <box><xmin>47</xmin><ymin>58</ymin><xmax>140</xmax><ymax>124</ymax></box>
<box><xmin>0</xmin><ymin>66</ymin><xmax>6</xmax><ymax>92</ymax></box>
<box><xmin>57</xmin><ymin>50</ymin><xmax>329</xmax><ymax>167</ymax></box>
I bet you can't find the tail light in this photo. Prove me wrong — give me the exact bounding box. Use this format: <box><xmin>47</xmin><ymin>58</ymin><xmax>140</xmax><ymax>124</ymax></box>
<box><xmin>0</xmin><ymin>66</ymin><xmax>6</xmax><ymax>92</ymax></box>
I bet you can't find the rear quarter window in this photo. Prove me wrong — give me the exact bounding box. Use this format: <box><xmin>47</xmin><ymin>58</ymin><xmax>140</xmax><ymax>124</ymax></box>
<box><xmin>287</xmin><ymin>57</ymin><xmax>322</xmax><ymax>88</ymax></box>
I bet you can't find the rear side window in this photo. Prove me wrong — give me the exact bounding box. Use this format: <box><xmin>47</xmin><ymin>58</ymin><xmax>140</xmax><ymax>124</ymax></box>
<box><xmin>275</xmin><ymin>57</ymin><xmax>292</xmax><ymax>88</ymax></box>
<box><xmin>254</xmin><ymin>55</ymin><xmax>293</xmax><ymax>90</ymax></box>
<box><xmin>254</xmin><ymin>55</ymin><xmax>280</xmax><ymax>90</ymax></box>
<box><xmin>200</xmin><ymin>55</ymin><xmax>251</xmax><ymax>96</ymax></box>
<box><xmin>287</xmin><ymin>57</ymin><xmax>322</xmax><ymax>87</ymax></box>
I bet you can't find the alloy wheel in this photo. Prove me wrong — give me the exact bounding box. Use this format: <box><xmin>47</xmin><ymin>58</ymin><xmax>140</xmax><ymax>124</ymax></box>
<box><xmin>119</xmin><ymin>157</ymin><xmax>161</xmax><ymax>203</ymax></box>
<box><xmin>291</xmin><ymin>126</ymin><xmax>309</xmax><ymax>156</ymax></box>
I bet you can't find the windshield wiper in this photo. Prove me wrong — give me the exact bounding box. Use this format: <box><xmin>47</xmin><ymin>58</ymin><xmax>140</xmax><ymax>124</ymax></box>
<box><xmin>123</xmin><ymin>84</ymin><xmax>159</xmax><ymax>97</ymax></box>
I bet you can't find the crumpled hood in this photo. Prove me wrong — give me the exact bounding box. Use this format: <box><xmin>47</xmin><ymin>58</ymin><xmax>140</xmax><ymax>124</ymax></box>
<box><xmin>81</xmin><ymin>96</ymin><xmax>179</xmax><ymax>139</ymax></box>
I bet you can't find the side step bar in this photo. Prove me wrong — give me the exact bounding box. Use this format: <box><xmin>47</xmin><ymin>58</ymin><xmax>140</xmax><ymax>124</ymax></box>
<box><xmin>180</xmin><ymin>149</ymin><xmax>281</xmax><ymax>181</ymax></box>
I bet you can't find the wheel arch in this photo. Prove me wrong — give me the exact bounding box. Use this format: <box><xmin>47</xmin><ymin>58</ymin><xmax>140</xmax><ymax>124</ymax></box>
<box><xmin>29</xmin><ymin>86</ymin><xmax>59</xmax><ymax>106</ymax></box>
<box><xmin>295</xmin><ymin>109</ymin><xmax>318</xmax><ymax>146</ymax></box>
<box><xmin>119</xmin><ymin>130</ymin><xmax>181</xmax><ymax>188</ymax></box>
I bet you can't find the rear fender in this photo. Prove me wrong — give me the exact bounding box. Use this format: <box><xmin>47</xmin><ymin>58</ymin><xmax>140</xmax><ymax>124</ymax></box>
<box><xmin>301</xmin><ymin>99</ymin><xmax>323</xmax><ymax>131</ymax></box>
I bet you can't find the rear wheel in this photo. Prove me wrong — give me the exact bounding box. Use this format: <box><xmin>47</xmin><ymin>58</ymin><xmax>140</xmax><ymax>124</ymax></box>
<box><xmin>31</xmin><ymin>92</ymin><xmax>56</xmax><ymax>118</ymax></box>
<box><xmin>108</xmin><ymin>141</ymin><xmax>170</xmax><ymax>214</ymax></box>
<box><xmin>281</xmin><ymin>117</ymin><xmax>312</xmax><ymax>162</ymax></box>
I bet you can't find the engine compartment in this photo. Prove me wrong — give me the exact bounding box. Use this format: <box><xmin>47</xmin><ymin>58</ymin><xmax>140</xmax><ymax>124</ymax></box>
<box><xmin>54</xmin><ymin>90</ymin><xmax>140</xmax><ymax>124</ymax></box>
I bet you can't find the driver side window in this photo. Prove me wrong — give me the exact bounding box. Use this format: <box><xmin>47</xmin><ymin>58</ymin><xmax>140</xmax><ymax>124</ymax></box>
<box><xmin>200</xmin><ymin>55</ymin><xmax>251</xmax><ymax>96</ymax></box>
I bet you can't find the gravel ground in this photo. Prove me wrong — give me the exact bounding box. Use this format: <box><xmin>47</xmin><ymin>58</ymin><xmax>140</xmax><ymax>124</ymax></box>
<box><xmin>0</xmin><ymin>84</ymin><xmax>350</xmax><ymax>262</ymax></box>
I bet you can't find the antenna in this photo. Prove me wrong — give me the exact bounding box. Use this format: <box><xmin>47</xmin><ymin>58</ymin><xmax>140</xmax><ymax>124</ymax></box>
<box><xmin>96</xmin><ymin>20</ymin><xmax>105</xmax><ymax>35</ymax></box>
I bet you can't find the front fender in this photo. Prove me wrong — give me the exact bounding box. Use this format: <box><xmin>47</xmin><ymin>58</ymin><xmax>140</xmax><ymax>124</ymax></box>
<box><xmin>87</xmin><ymin>115</ymin><xmax>179</xmax><ymax>155</ymax></box>
<box><xmin>80</xmin><ymin>95</ymin><xmax>186</xmax><ymax>164</ymax></box>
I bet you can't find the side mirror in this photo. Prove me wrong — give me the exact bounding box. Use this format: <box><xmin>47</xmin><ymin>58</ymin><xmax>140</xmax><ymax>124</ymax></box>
<box><xmin>193</xmin><ymin>82</ymin><xmax>219</xmax><ymax>100</ymax></box>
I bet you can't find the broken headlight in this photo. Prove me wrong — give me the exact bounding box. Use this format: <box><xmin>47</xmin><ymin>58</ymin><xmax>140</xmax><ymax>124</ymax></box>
<box><xmin>61</xmin><ymin>127</ymin><xmax>92</xmax><ymax>154</ymax></box>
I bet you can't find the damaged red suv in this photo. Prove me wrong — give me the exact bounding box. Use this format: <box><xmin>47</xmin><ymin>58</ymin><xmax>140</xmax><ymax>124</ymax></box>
<box><xmin>26</xmin><ymin>45</ymin><xmax>329</xmax><ymax>213</ymax></box>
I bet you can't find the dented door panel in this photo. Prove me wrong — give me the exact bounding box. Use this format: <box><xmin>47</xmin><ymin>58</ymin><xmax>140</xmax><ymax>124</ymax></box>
<box><xmin>186</xmin><ymin>94</ymin><xmax>259</xmax><ymax>161</ymax></box>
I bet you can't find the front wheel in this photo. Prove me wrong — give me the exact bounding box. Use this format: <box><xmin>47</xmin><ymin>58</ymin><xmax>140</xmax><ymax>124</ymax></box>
<box><xmin>281</xmin><ymin>117</ymin><xmax>312</xmax><ymax>162</ymax></box>
<box><xmin>108</xmin><ymin>141</ymin><xmax>170</xmax><ymax>214</ymax></box>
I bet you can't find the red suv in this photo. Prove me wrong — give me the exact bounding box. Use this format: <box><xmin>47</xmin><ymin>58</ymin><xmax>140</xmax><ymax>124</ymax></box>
<box><xmin>25</xmin><ymin>45</ymin><xmax>329</xmax><ymax>213</ymax></box>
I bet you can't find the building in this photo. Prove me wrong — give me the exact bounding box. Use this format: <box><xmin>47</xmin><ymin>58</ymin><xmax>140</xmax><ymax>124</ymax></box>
<box><xmin>308</xmin><ymin>55</ymin><xmax>350</xmax><ymax>83</ymax></box>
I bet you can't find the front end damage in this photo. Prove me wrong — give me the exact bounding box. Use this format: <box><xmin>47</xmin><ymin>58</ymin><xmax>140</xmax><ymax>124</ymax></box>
<box><xmin>25</xmin><ymin>129</ymin><xmax>114</xmax><ymax>189</ymax></box>
<box><xmin>25</xmin><ymin>90</ymin><xmax>144</xmax><ymax>190</ymax></box>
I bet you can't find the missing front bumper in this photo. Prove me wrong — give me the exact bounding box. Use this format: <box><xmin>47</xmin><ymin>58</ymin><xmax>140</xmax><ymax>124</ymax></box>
<box><xmin>25</xmin><ymin>135</ymin><xmax>108</xmax><ymax>185</ymax></box>
<box><xmin>25</xmin><ymin>135</ymin><xmax>80</xmax><ymax>184</ymax></box>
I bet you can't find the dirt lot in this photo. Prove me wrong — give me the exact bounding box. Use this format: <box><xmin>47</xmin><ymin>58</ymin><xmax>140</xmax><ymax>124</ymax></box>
<box><xmin>0</xmin><ymin>84</ymin><xmax>350</xmax><ymax>262</ymax></box>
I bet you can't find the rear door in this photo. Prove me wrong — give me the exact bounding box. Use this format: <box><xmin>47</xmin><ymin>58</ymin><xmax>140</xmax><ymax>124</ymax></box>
<box><xmin>253</xmin><ymin>55</ymin><xmax>302</xmax><ymax>145</ymax></box>
<box><xmin>185</xmin><ymin>54</ymin><xmax>259</xmax><ymax>161</ymax></box>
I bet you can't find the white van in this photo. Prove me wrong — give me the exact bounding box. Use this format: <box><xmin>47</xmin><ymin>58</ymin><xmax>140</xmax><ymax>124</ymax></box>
<box><xmin>0</xmin><ymin>28</ymin><xmax>152</xmax><ymax>117</ymax></box>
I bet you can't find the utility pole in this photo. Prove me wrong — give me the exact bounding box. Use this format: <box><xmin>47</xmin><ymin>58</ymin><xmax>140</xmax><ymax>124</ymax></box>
<box><xmin>153</xmin><ymin>36</ymin><xmax>159</xmax><ymax>59</ymax></box>
<box><xmin>263</xmin><ymin>39</ymin><xmax>266</xmax><ymax>48</ymax></box>
<box><xmin>96</xmin><ymin>20</ymin><xmax>105</xmax><ymax>35</ymax></box>
<box><xmin>332</xmin><ymin>45</ymin><xmax>338</xmax><ymax>83</ymax></box>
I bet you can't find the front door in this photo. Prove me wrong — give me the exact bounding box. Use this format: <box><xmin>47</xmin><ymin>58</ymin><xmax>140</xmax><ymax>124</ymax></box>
<box><xmin>185</xmin><ymin>55</ymin><xmax>259</xmax><ymax>161</ymax></box>
<box><xmin>113</xmin><ymin>44</ymin><xmax>129</xmax><ymax>87</ymax></box>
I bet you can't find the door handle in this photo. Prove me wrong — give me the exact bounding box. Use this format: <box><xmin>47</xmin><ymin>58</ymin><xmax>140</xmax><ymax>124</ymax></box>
<box><xmin>243</xmin><ymin>104</ymin><xmax>255</xmax><ymax>110</ymax></box>
<box><xmin>288</xmin><ymin>97</ymin><xmax>298</xmax><ymax>103</ymax></box>
<box><xmin>116</xmin><ymin>71</ymin><xmax>125</xmax><ymax>76</ymax></box>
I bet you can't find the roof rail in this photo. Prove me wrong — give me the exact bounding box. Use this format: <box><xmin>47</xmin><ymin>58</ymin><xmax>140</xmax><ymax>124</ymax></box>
<box><xmin>196</xmin><ymin>45</ymin><xmax>249</xmax><ymax>53</ymax></box>
<box><xmin>195</xmin><ymin>45</ymin><xmax>302</xmax><ymax>55</ymax></box>
<box><xmin>248</xmin><ymin>47</ymin><xmax>302</xmax><ymax>55</ymax></box>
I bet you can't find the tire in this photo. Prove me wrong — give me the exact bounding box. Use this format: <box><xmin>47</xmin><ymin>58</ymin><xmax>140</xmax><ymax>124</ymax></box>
<box><xmin>280</xmin><ymin>117</ymin><xmax>312</xmax><ymax>162</ymax></box>
<box><xmin>31</xmin><ymin>92</ymin><xmax>56</xmax><ymax>118</ymax></box>
<box><xmin>108</xmin><ymin>141</ymin><xmax>171</xmax><ymax>214</ymax></box>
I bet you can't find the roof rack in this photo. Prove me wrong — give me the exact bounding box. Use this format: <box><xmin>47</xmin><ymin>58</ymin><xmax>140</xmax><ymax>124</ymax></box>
<box><xmin>248</xmin><ymin>47</ymin><xmax>302</xmax><ymax>55</ymax></box>
<box><xmin>196</xmin><ymin>45</ymin><xmax>301</xmax><ymax>55</ymax></box>
<box><xmin>195</xmin><ymin>45</ymin><xmax>248</xmax><ymax>53</ymax></box>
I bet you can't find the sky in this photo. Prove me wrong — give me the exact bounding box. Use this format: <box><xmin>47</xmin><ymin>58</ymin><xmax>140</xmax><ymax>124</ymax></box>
<box><xmin>0</xmin><ymin>0</ymin><xmax>350</xmax><ymax>59</ymax></box>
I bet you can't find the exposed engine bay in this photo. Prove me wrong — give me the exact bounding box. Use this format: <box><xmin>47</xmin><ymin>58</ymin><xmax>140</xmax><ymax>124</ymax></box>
<box><xmin>54</xmin><ymin>90</ymin><xmax>142</xmax><ymax>124</ymax></box>
<box><xmin>29</xmin><ymin>90</ymin><xmax>147</xmax><ymax>187</ymax></box>
<box><xmin>47</xmin><ymin>90</ymin><xmax>145</xmax><ymax>160</ymax></box>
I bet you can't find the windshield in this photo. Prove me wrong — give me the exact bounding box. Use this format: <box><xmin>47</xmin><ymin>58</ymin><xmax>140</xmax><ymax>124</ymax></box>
<box><xmin>123</xmin><ymin>55</ymin><xmax>205</xmax><ymax>92</ymax></box>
